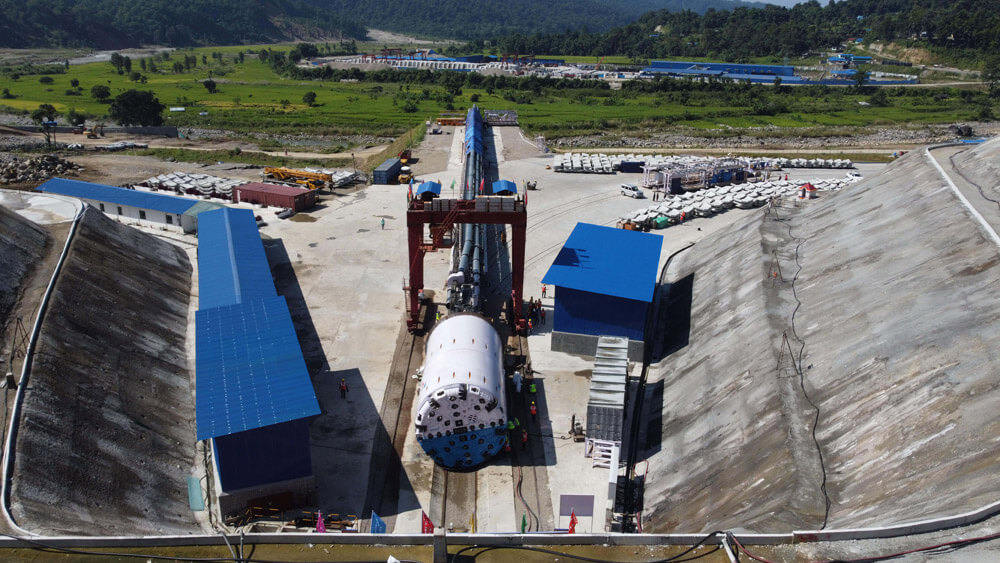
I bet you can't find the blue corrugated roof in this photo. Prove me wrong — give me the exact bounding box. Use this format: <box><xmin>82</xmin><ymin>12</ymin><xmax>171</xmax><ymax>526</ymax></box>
<box><xmin>195</xmin><ymin>296</ymin><xmax>320</xmax><ymax>440</ymax></box>
<box><xmin>416</xmin><ymin>181</ymin><xmax>441</xmax><ymax>197</ymax></box>
<box><xmin>492</xmin><ymin>180</ymin><xmax>517</xmax><ymax>195</ymax></box>
<box><xmin>197</xmin><ymin>208</ymin><xmax>276</xmax><ymax>310</ymax></box>
<box><xmin>465</xmin><ymin>106</ymin><xmax>484</xmax><ymax>155</ymax></box>
<box><xmin>649</xmin><ymin>60</ymin><xmax>795</xmax><ymax>76</ymax></box>
<box><xmin>37</xmin><ymin>178</ymin><xmax>198</xmax><ymax>215</ymax></box>
<box><xmin>542</xmin><ymin>223</ymin><xmax>662</xmax><ymax>303</ymax></box>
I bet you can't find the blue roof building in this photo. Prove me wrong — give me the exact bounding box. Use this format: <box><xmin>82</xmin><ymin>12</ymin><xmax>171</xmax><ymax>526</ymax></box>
<box><xmin>195</xmin><ymin>207</ymin><xmax>320</xmax><ymax>514</ymax></box>
<box><xmin>37</xmin><ymin>178</ymin><xmax>222</xmax><ymax>233</ymax></box>
<box><xmin>542</xmin><ymin>223</ymin><xmax>662</xmax><ymax>360</ymax></box>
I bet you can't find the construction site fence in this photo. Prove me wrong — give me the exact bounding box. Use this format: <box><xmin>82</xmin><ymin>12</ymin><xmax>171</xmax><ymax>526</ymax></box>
<box><xmin>361</xmin><ymin>122</ymin><xmax>426</xmax><ymax>176</ymax></box>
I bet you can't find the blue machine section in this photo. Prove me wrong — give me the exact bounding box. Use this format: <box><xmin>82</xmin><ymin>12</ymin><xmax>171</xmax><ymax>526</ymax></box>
<box><xmin>37</xmin><ymin>178</ymin><xmax>198</xmax><ymax>215</ymax></box>
<box><xmin>213</xmin><ymin>419</ymin><xmax>313</xmax><ymax>492</ymax></box>
<box><xmin>542</xmin><ymin>223</ymin><xmax>662</xmax><ymax>303</ymax></box>
<box><xmin>464</xmin><ymin>107</ymin><xmax>484</xmax><ymax>156</ymax></box>
<box><xmin>417</xmin><ymin>426</ymin><xmax>508</xmax><ymax>469</ymax></box>
<box><xmin>552</xmin><ymin>286</ymin><xmax>647</xmax><ymax>340</ymax></box>
<box><xmin>196</xmin><ymin>297</ymin><xmax>320</xmax><ymax>440</ymax></box>
<box><xmin>197</xmin><ymin>208</ymin><xmax>276</xmax><ymax>310</ymax></box>
<box><xmin>492</xmin><ymin>180</ymin><xmax>517</xmax><ymax>195</ymax></box>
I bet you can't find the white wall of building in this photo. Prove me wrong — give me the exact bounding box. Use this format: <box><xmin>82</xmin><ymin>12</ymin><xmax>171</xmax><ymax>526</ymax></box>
<box><xmin>82</xmin><ymin>199</ymin><xmax>185</xmax><ymax>231</ymax></box>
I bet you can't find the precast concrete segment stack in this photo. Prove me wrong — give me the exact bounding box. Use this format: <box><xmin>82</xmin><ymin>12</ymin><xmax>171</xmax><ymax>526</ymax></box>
<box><xmin>10</xmin><ymin>208</ymin><xmax>199</xmax><ymax>535</ymax></box>
<box><xmin>415</xmin><ymin>313</ymin><xmax>508</xmax><ymax>469</ymax></box>
<box><xmin>642</xmin><ymin>142</ymin><xmax>1000</xmax><ymax>533</ymax></box>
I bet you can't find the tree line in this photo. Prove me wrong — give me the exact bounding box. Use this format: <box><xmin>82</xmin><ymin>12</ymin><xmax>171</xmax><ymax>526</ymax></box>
<box><xmin>0</xmin><ymin>0</ymin><xmax>366</xmax><ymax>48</ymax></box>
<box><xmin>484</xmin><ymin>0</ymin><xmax>1000</xmax><ymax>62</ymax></box>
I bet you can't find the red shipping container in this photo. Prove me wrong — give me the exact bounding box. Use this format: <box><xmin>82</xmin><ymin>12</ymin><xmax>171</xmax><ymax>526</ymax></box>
<box><xmin>234</xmin><ymin>182</ymin><xmax>316</xmax><ymax>212</ymax></box>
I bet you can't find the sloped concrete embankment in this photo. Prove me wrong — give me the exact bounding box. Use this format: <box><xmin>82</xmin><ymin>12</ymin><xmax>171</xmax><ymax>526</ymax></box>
<box><xmin>644</xmin><ymin>144</ymin><xmax>1000</xmax><ymax>532</ymax></box>
<box><xmin>642</xmin><ymin>206</ymin><xmax>827</xmax><ymax>533</ymax></box>
<box><xmin>0</xmin><ymin>206</ymin><xmax>49</xmax><ymax>334</ymax></box>
<box><xmin>950</xmin><ymin>140</ymin><xmax>1000</xmax><ymax>198</ymax></box>
<box><xmin>10</xmin><ymin>208</ymin><xmax>199</xmax><ymax>535</ymax></box>
<box><xmin>790</xmin><ymin>149</ymin><xmax>1000</xmax><ymax>529</ymax></box>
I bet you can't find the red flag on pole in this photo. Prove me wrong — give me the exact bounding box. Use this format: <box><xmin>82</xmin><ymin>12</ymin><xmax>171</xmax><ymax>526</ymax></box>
<box><xmin>421</xmin><ymin>510</ymin><xmax>435</xmax><ymax>533</ymax></box>
<box><xmin>479</xmin><ymin>178</ymin><xmax>485</xmax><ymax>195</ymax></box>
<box><xmin>568</xmin><ymin>510</ymin><xmax>578</xmax><ymax>534</ymax></box>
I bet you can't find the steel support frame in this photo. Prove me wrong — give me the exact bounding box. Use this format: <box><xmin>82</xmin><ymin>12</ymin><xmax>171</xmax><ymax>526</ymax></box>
<box><xmin>406</xmin><ymin>199</ymin><xmax>527</xmax><ymax>333</ymax></box>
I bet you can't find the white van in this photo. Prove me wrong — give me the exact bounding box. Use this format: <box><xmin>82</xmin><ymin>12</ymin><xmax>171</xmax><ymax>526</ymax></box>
<box><xmin>621</xmin><ymin>183</ymin><xmax>643</xmax><ymax>198</ymax></box>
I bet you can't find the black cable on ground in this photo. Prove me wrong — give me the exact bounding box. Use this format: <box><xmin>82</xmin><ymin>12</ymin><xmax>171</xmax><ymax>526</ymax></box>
<box><xmin>450</xmin><ymin>532</ymin><xmax>727</xmax><ymax>563</ymax></box>
<box><xmin>780</xmin><ymin>214</ymin><xmax>832</xmax><ymax>529</ymax></box>
<box><xmin>948</xmin><ymin>151</ymin><xmax>1000</xmax><ymax>210</ymax></box>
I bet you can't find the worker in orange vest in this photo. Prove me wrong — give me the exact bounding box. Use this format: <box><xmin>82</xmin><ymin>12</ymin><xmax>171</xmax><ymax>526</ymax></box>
<box><xmin>530</xmin><ymin>401</ymin><xmax>538</xmax><ymax>423</ymax></box>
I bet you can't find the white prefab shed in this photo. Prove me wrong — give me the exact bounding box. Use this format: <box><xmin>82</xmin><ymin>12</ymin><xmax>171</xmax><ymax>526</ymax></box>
<box><xmin>36</xmin><ymin>178</ymin><xmax>223</xmax><ymax>233</ymax></box>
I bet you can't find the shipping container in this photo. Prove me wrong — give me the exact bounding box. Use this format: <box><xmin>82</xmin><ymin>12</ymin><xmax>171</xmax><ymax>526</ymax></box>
<box><xmin>234</xmin><ymin>182</ymin><xmax>316</xmax><ymax>212</ymax></box>
<box><xmin>373</xmin><ymin>158</ymin><xmax>403</xmax><ymax>185</ymax></box>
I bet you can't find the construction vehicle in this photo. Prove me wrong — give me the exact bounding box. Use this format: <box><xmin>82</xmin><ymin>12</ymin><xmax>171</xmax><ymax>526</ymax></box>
<box><xmin>398</xmin><ymin>149</ymin><xmax>412</xmax><ymax>165</ymax></box>
<box><xmin>263</xmin><ymin>167</ymin><xmax>329</xmax><ymax>190</ymax></box>
<box><xmin>398</xmin><ymin>166</ymin><xmax>413</xmax><ymax>184</ymax></box>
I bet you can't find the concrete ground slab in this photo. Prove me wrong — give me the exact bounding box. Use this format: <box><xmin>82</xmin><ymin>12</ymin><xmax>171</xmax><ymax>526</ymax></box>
<box><xmin>0</xmin><ymin>190</ymin><xmax>79</xmax><ymax>224</ymax></box>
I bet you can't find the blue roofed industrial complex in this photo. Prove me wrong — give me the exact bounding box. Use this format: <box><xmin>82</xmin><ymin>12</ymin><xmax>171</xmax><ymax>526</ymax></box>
<box><xmin>543</xmin><ymin>222</ymin><xmax>662</xmax><ymax>360</ymax></box>
<box><xmin>640</xmin><ymin>59</ymin><xmax>917</xmax><ymax>85</ymax></box>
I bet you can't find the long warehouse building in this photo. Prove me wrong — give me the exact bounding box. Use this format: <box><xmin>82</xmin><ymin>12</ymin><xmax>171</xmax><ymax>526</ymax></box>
<box><xmin>195</xmin><ymin>207</ymin><xmax>321</xmax><ymax>516</ymax></box>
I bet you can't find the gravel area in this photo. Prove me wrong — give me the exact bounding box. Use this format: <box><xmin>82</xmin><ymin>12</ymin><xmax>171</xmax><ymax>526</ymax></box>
<box><xmin>551</xmin><ymin>122</ymin><xmax>1000</xmax><ymax>150</ymax></box>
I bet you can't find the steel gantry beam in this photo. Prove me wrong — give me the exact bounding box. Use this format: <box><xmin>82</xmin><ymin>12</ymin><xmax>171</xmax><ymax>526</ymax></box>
<box><xmin>406</xmin><ymin>197</ymin><xmax>527</xmax><ymax>333</ymax></box>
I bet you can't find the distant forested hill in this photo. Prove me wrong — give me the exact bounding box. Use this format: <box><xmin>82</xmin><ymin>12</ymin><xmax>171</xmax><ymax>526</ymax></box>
<box><xmin>491</xmin><ymin>0</ymin><xmax>1000</xmax><ymax>60</ymax></box>
<box><xmin>0</xmin><ymin>0</ymin><xmax>366</xmax><ymax>48</ymax></box>
<box><xmin>0</xmin><ymin>0</ymin><xmax>770</xmax><ymax>48</ymax></box>
<box><xmin>306</xmin><ymin>0</ymin><xmax>767</xmax><ymax>40</ymax></box>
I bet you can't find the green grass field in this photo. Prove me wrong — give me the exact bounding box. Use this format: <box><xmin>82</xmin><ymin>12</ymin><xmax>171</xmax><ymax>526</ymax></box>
<box><xmin>1</xmin><ymin>45</ymin><xmax>991</xmax><ymax>141</ymax></box>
